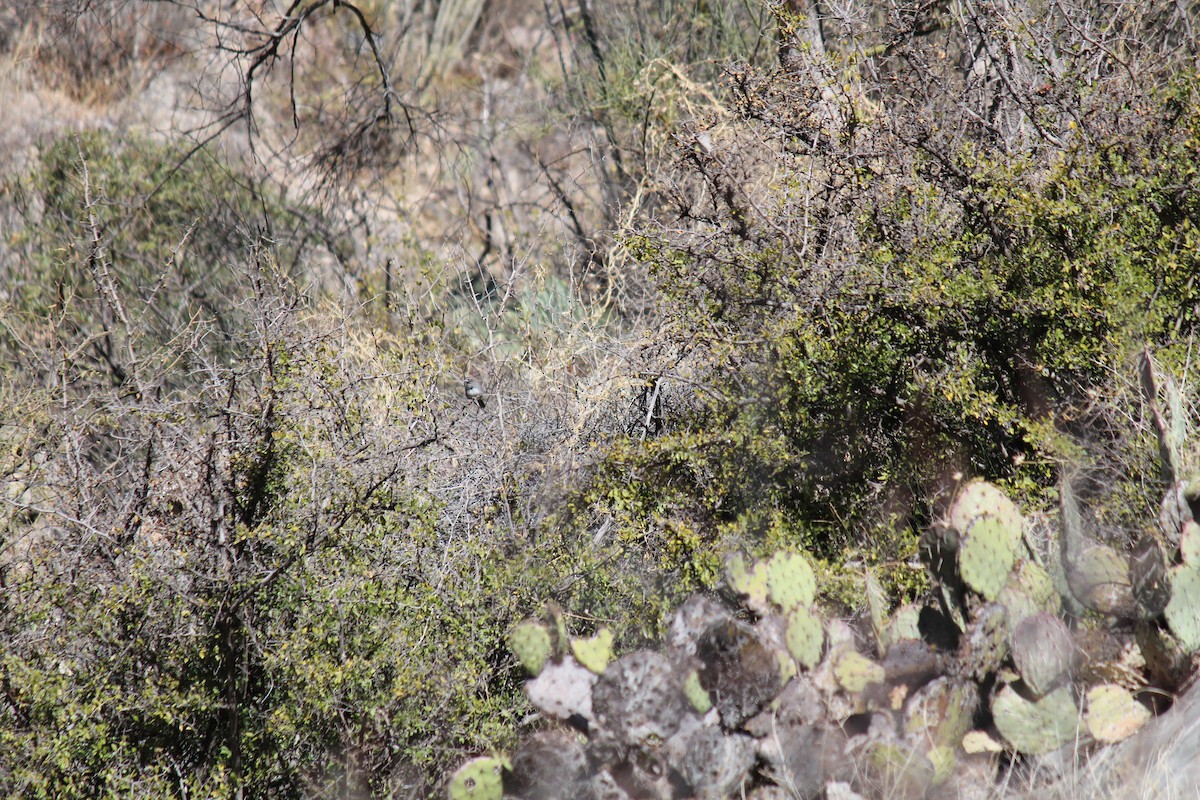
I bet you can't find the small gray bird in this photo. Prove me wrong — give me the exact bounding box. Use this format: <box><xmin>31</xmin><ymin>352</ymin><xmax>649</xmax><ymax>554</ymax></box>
<box><xmin>464</xmin><ymin>375</ymin><xmax>486</xmax><ymax>408</ymax></box>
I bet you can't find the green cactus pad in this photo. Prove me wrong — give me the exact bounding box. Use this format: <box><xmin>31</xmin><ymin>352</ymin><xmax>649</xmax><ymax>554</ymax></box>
<box><xmin>882</xmin><ymin>604</ymin><xmax>923</xmax><ymax>651</ymax></box>
<box><xmin>1085</xmin><ymin>684</ymin><xmax>1150</xmax><ymax>743</ymax></box>
<box><xmin>1165</xmin><ymin>564</ymin><xmax>1200</xmax><ymax>651</ymax></box>
<box><xmin>992</xmin><ymin>684</ymin><xmax>1079</xmax><ymax>755</ymax></box>
<box><xmin>833</xmin><ymin>649</ymin><xmax>885</xmax><ymax>694</ymax></box>
<box><xmin>571</xmin><ymin>628</ymin><xmax>614</xmax><ymax>674</ymax></box>
<box><xmin>1180</xmin><ymin>522</ymin><xmax>1200</xmax><ymax>565</ymax></box>
<box><xmin>447</xmin><ymin>756</ymin><xmax>509</xmax><ymax>800</ymax></box>
<box><xmin>766</xmin><ymin>551</ymin><xmax>817</xmax><ymax>612</ymax></box>
<box><xmin>950</xmin><ymin>480</ymin><xmax>1022</xmax><ymax>535</ymax></box>
<box><xmin>1067</xmin><ymin>544</ymin><xmax>1134</xmax><ymax>615</ymax></box>
<box><xmin>775</xmin><ymin>648</ymin><xmax>798</xmax><ymax>685</ymax></box>
<box><xmin>508</xmin><ymin>619</ymin><xmax>552</xmax><ymax>676</ymax></box>
<box><xmin>959</xmin><ymin>516</ymin><xmax>1020</xmax><ymax>600</ymax></box>
<box><xmin>784</xmin><ymin>606</ymin><xmax>825</xmax><ymax>670</ymax></box>
<box><xmin>683</xmin><ymin>668</ymin><xmax>713</xmax><ymax>713</ymax></box>
<box><xmin>999</xmin><ymin>561</ymin><xmax>1061</xmax><ymax>629</ymax></box>
<box><xmin>1011</xmin><ymin>612</ymin><xmax>1076</xmax><ymax>697</ymax></box>
<box><xmin>725</xmin><ymin>553</ymin><xmax>770</xmax><ymax>612</ymax></box>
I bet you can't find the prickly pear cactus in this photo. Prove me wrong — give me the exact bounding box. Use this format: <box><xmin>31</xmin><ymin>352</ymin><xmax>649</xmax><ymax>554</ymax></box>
<box><xmin>697</xmin><ymin>620</ymin><xmax>783</xmax><ymax>727</ymax></box>
<box><xmin>959</xmin><ymin>516</ymin><xmax>1021</xmax><ymax>601</ymax></box>
<box><xmin>766</xmin><ymin>551</ymin><xmax>817</xmax><ymax>612</ymax></box>
<box><xmin>956</xmin><ymin>602</ymin><xmax>1009</xmax><ymax>682</ymax></box>
<box><xmin>1181</xmin><ymin>522</ymin><xmax>1200</xmax><ymax>565</ymax></box>
<box><xmin>524</xmin><ymin>656</ymin><xmax>597</xmax><ymax>723</ymax></box>
<box><xmin>571</xmin><ymin>628</ymin><xmax>614</xmax><ymax>674</ymax></box>
<box><xmin>998</xmin><ymin>560</ymin><xmax>1061</xmax><ymax>629</ymax></box>
<box><xmin>507</xmin><ymin>730</ymin><xmax>586</xmax><ymax>799</ymax></box>
<box><xmin>683</xmin><ymin>668</ymin><xmax>712</xmax><ymax>713</ymax></box>
<box><xmin>1164</xmin><ymin>564</ymin><xmax>1200</xmax><ymax>651</ymax></box>
<box><xmin>784</xmin><ymin>606</ymin><xmax>825</xmax><ymax>670</ymax></box>
<box><xmin>508</xmin><ymin>619</ymin><xmax>552</xmax><ymax>676</ymax></box>
<box><xmin>1084</xmin><ymin>683</ymin><xmax>1150</xmax><ymax>743</ymax></box>
<box><xmin>832</xmin><ymin>648</ymin><xmax>885</xmax><ymax>694</ymax></box>
<box><xmin>1136</xmin><ymin>622</ymin><xmax>1195</xmax><ymax>690</ymax></box>
<box><xmin>474</xmin><ymin>464</ymin><xmax>1200</xmax><ymax>799</ymax></box>
<box><xmin>447</xmin><ymin>756</ymin><xmax>508</xmax><ymax>800</ymax></box>
<box><xmin>903</xmin><ymin>676</ymin><xmax>978</xmax><ymax>752</ymax></box>
<box><xmin>667</xmin><ymin>593</ymin><xmax>732</xmax><ymax>660</ymax></box>
<box><xmin>991</xmin><ymin>684</ymin><xmax>1079</xmax><ymax>755</ymax></box>
<box><xmin>677</xmin><ymin>727</ymin><xmax>756</xmax><ymax>800</ymax></box>
<box><xmin>950</xmin><ymin>480</ymin><xmax>1022</xmax><ymax>537</ymax></box>
<box><xmin>1067</xmin><ymin>543</ymin><xmax>1135</xmax><ymax>615</ymax></box>
<box><xmin>1010</xmin><ymin>612</ymin><xmax>1076</xmax><ymax>697</ymax></box>
<box><xmin>593</xmin><ymin>650</ymin><xmax>687</xmax><ymax>746</ymax></box>
<box><xmin>881</xmin><ymin>604</ymin><xmax>923</xmax><ymax>651</ymax></box>
<box><xmin>726</xmin><ymin>553</ymin><xmax>770</xmax><ymax>613</ymax></box>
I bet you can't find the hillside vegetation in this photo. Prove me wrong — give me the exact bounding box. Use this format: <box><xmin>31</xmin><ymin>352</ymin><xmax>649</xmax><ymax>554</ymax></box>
<box><xmin>1</xmin><ymin>0</ymin><xmax>1198</xmax><ymax>797</ymax></box>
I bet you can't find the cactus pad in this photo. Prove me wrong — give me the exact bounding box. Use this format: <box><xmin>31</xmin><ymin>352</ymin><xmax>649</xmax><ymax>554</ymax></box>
<box><xmin>903</xmin><ymin>676</ymin><xmax>978</xmax><ymax>750</ymax></box>
<box><xmin>962</xmin><ymin>731</ymin><xmax>1004</xmax><ymax>754</ymax></box>
<box><xmin>1011</xmin><ymin>612</ymin><xmax>1076</xmax><ymax>697</ymax></box>
<box><xmin>678</xmin><ymin>727</ymin><xmax>756</xmax><ymax>799</ymax></box>
<box><xmin>1085</xmin><ymin>684</ymin><xmax>1150</xmax><ymax>743</ymax></box>
<box><xmin>1159</xmin><ymin>483</ymin><xmax>1190</xmax><ymax>547</ymax></box>
<box><xmin>1180</xmin><ymin>522</ymin><xmax>1200</xmax><ymax>565</ymax></box>
<box><xmin>956</xmin><ymin>603</ymin><xmax>1009</xmax><ymax>682</ymax></box>
<box><xmin>766</xmin><ymin>551</ymin><xmax>817</xmax><ymax>611</ymax></box>
<box><xmin>1137</xmin><ymin>622</ymin><xmax>1194</xmax><ymax>690</ymax></box>
<box><xmin>1067</xmin><ymin>544</ymin><xmax>1135</xmax><ymax>615</ymax></box>
<box><xmin>959</xmin><ymin>516</ymin><xmax>1021</xmax><ymax>600</ymax></box>
<box><xmin>833</xmin><ymin>649</ymin><xmax>885</xmax><ymax>694</ymax></box>
<box><xmin>508</xmin><ymin>730</ymin><xmax>586</xmax><ymax>799</ymax></box>
<box><xmin>571</xmin><ymin>628</ymin><xmax>614</xmax><ymax>674</ymax></box>
<box><xmin>447</xmin><ymin>756</ymin><xmax>508</xmax><ymax>800</ymax></box>
<box><xmin>998</xmin><ymin>560</ymin><xmax>1061</xmax><ymax>629</ymax></box>
<box><xmin>785</xmin><ymin>606</ymin><xmax>825</xmax><ymax>670</ymax></box>
<box><xmin>524</xmin><ymin>657</ymin><xmax>596</xmax><ymax>723</ymax></box>
<box><xmin>950</xmin><ymin>480</ymin><xmax>1022</xmax><ymax>536</ymax></box>
<box><xmin>508</xmin><ymin>619</ymin><xmax>552</xmax><ymax>676</ymax></box>
<box><xmin>697</xmin><ymin>620</ymin><xmax>783</xmax><ymax>727</ymax></box>
<box><xmin>593</xmin><ymin>650</ymin><xmax>687</xmax><ymax>745</ymax></box>
<box><xmin>992</xmin><ymin>684</ymin><xmax>1079</xmax><ymax>755</ymax></box>
<box><xmin>726</xmin><ymin>553</ymin><xmax>770</xmax><ymax>612</ymax></box>
<box><xmin>1165</xmin><ymin>564</ymin><xmax>1200</xmax><ymax>651</ymax></box>
<box><xmin>667</xmin><ymin>593</ymin><xmax>732</xmax><ymax>659</ymax></box>
<box><xmin>683</xmin><ymin>668</ymin><xmax>712</xmax><ymax>713</ymax></box>
<box><xmin>882</xmin><ymin>604</ymin><xmax>923</xmax><ymax>650</ymax></box>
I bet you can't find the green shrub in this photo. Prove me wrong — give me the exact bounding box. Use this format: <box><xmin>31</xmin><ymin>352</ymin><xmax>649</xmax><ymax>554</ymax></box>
<box><xmin>591</xmin><ymin>60</ymin><xmax>1200</xmax><ymax>591</ymax></box>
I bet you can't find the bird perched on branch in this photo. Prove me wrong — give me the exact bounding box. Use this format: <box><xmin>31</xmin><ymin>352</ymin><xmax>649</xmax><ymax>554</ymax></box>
<box><xmin>464</xmin><ymin>374</ymin><xmax>486</xmax><ymax>408</ymax></box>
